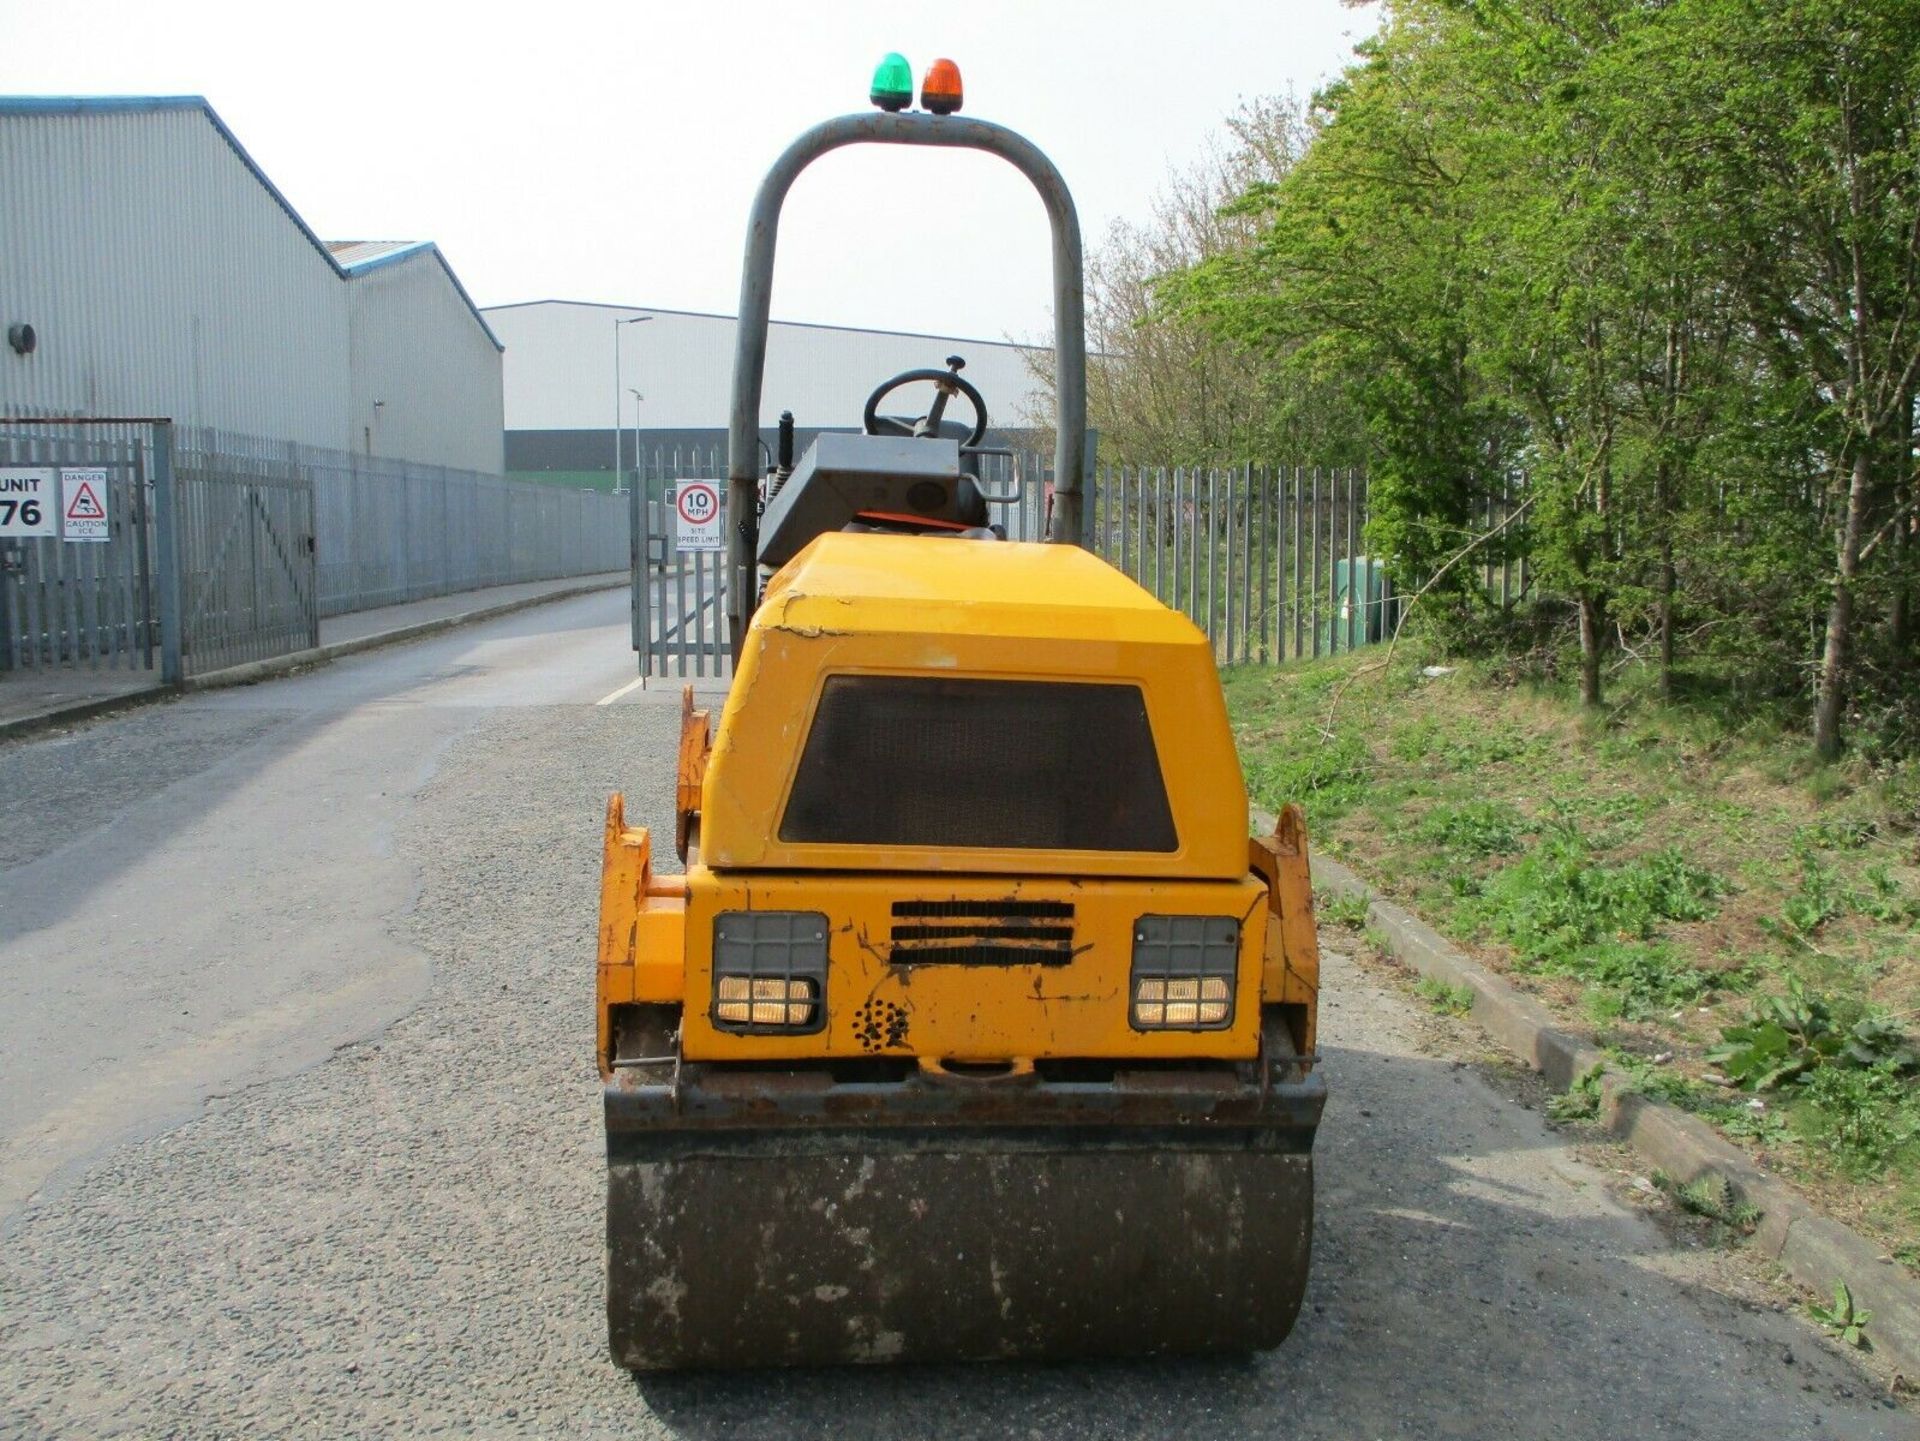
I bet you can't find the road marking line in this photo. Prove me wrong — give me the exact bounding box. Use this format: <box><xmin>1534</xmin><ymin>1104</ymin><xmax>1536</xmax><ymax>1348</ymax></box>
<box><xmin>596</xmin><ymin>676</ymin><xmax>646</xmax><ymax>706</ymax></box>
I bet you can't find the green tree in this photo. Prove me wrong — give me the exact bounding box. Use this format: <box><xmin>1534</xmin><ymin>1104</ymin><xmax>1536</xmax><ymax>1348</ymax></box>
<box><xmin>1175</xmin><ymin>0</ymin><xmax>1920</xmax><ymax>745</ymax></box>
<box><xmin>1648</xmin><ymin>0</ymin><xmax>1920</xmax><ymax>754</ymax></box>
<box><xmin>1175</xmin><ymin>5</ymin><xmax>1524</xmax><ymax>613</ymax></box>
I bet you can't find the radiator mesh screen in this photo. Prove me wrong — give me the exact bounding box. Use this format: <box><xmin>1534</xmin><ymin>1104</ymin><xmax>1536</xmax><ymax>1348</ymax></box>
<box><xmin>780</xmin><ymin>676</ymin><xmax>1177</xmax><ymax>852</ymax></box>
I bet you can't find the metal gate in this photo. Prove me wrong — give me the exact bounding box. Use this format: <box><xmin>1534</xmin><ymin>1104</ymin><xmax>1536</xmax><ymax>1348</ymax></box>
<box><xmin>629</xmin><ymin>444</ymin><xmax>1053</xmax><ymax>680</ymax></box>
<box><xmin>0</xmin><ymin>420</ymin><xmax>158</xmax><ymax>672</ymax></box>
<box><xmin>632</xmin><ymin>447</ymin><xmax>731</xmax><ymax>679</ymax></box>
<box><xmin>174</xmin><ymin>432</ymin><xmax>318</xmax><ymax>673</ymax></box>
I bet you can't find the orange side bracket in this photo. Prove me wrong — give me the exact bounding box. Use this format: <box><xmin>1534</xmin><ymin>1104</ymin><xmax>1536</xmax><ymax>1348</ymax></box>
<box><xmin>597</xmin><ymin>792</ymin><xmax>688</xmax><ymax>1073</ymax></box>
<box><xmin>676</xmin><ymin>685</ymin><xmax>711</xmax><ymax>862</ymax></box>
<box><xmin>1250</xmin><ymin>803</ymin><xmax>1320</xmax><ymax>1054</ymax></box>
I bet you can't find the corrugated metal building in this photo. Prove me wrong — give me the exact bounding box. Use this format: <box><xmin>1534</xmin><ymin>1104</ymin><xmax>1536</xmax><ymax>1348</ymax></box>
<box><xmin>482</xmin><ymin>299</ymin><xmax>1048</xmax><ymax>487</ymax></box>
<box><xmin>0</xmin><ymin>96</ymin><xmax>503</xmax><ymax>473</ymax></box>
<box><xmin>334</xmin><ymin>241</ymin><xmax>505</xmax><ymax>471</ymax></box>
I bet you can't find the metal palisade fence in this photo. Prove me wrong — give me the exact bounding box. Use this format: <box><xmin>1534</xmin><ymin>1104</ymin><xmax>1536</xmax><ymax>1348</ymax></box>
<box><xmin>1087</xmin><ymin>464</ymin><xmax>1386</xmax><ymax>663</ymax></box>
<box><xmin>0</xmin><ymin>419</ymin><xmax>158</xmax><ymax>673</ymax></box>
<box><xmin>1084</xmin><ymin>464</ymin><xmax>1529</xmax><ymax>661</ymax></box>
<box><xmin>629</xmin><ymin>443</ymin><xmax>1054</xmax><ymax>679</ymax></box>
<box><xmin>629</xmin><ymin>444</ymin><xmax>1534</xmax><ymax>680</ymax></box>
<box><xmin>303</xmin><ymin>443</ymin><xmax>625</xmax><ymax>618</ymax></box>
<box><xmin>174</xmin><ymin>429</ymin><xmax>319</xmax><ymax>671</ymax></box>
<box><xmin>1</xmin><ymin>418</ymin><xmax>629</xmax><ymax>682</ymax></box>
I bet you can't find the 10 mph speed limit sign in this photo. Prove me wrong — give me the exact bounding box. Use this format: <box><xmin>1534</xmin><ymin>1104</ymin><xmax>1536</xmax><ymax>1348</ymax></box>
<box><xmin>673</xmin><ymin>480</ymin><xmax>723</xmax><ymax>551</ymax></box>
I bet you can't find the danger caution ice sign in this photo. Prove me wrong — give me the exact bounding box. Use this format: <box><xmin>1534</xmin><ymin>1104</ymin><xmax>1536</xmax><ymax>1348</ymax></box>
<box><xmin>674</xmin><ymin>480</ymin><xmax>723</xmax><ymax>551</ymax></box>
<box><xmin>61</xmin><ymin>469</ymin><xmax>110</xmax><ymax>542</ymax></box>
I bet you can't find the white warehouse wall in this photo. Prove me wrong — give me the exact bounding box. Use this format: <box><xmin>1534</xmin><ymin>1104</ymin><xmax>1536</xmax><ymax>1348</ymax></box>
<box><xmin>482</xmin><ymin>300</ymin><xmax>1048</xmax><ymax>434</ymax></box>
<box><xmin>0</xmin><ymin>98</ymin><xmax>504</xmax><ymax>473</ymax></box>
<box><xmin>347</xmin><ymin>250</ymin><xmax>505</xmax><ymax>474</ymax></box>
<box><xmin>0</xmin><ymin>102</ymin><xmax>349</xmax><ymax>448</ymax></box>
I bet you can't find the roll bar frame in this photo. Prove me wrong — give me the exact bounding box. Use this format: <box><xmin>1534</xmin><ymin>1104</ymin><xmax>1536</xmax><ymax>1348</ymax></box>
<box><xmin>725</xmin><ymin>111</ymin><xmax>1088</xmax><ymax>659</ymax></box>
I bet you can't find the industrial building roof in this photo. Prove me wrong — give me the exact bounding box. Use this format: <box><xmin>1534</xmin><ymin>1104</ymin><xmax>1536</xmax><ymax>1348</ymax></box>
<box><xmin>326</xmin><ymin>240</ymin><xmax>428</xmax><ymax>268</ymax></box>
<box><xmin>483</xmin><ymin>296</ymin><xmax>1043</xmax><ymax>356</ymax></box>
<box><xmin>0</xmin><ymin>96</ymin><xmax>501</xmax><ymax>351</ymax></box>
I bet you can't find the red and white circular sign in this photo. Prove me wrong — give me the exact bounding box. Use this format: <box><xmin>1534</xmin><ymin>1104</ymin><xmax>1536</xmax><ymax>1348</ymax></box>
<box><xmin>675</xmin><ymin>481</ymin><xmax>718</xmax><ymax>525</ymax></box>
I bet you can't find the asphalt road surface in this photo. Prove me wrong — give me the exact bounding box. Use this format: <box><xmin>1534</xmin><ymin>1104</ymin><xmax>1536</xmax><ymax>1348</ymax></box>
<box><xmin>0</xmin><ymin>590</ymin><xmax>1909</xmax><ymax>1439</ymax></box>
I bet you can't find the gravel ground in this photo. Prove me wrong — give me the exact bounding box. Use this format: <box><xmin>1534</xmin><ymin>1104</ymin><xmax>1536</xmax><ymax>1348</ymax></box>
<box><xmin>0</xmin><ymin>703</ymin><xmax>1910</xmax><ymax>1439</ymax></box>
<box><xmin>0</xmin><ymin>704</ymin><xmax>292</xmax><ymax>871</ymax></box>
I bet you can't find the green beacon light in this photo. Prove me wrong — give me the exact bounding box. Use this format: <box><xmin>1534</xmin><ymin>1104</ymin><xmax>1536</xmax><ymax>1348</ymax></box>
<box><xmin>870</xmin><ymin>53</ymin><xmax>914</xmax><ymax>112</ymax></box>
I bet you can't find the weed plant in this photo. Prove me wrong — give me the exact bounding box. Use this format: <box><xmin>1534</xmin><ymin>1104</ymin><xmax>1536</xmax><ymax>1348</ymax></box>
<box><xmin>1415</xmin><ymin>976</ymin><xmax>1476</xmax><ymax>1016</ymax></box>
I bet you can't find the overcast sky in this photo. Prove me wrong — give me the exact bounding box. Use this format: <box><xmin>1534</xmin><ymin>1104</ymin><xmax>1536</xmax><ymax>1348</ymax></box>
<box><xmin>1</xmin><ymin>1</ymin><xmax>1375</xmax><ymax>344</ymax></box>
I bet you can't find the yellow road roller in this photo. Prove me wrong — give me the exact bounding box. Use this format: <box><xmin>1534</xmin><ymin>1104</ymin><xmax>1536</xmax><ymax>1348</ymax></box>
<box><xmin>594</xmin><ymin>58</ymin><xmax>1325</xmax><ymax>1370</ymax></box>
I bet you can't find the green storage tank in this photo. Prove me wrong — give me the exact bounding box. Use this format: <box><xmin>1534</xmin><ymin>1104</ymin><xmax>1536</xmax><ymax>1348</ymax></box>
<box><xmin>1327</xmin><ymin>556</ymin><xmax>1399</xmax><ymax>651</ymax></box>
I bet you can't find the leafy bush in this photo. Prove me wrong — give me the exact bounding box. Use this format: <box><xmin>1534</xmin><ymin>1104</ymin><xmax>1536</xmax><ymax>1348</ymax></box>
<box><xmin>1543</xmin><ymin>793</ymin><xmax>1653</xmax><ymax>850</ymax></box>
<box><xmin>1547</xmin><ymin>1063</ymin><xmax>1606</xmax><ymax>1122</ymax></box>
<box><xmin>1700</xmin><ymin>1099</ymin><xmax>1793</xmax><ymax>1146</ymax></box>
<box><xmin>1246</xmin><ymin>730</ymin><xmax>1371</xmax><ymax>830</ymax></box>
<box><xmin>1708</xmin><ymin>980</ymin><xmax>1846</xmax><ymax>1090</ymax></box>
<box><xmin>1415</xmin><ymin>975</ymin><xmax>1476</xmax><ymax>1015</ymax></box>
<box><xmin>1779</xmin><ymin>855</ymin><xmax>1846</xmax><ymax>936</ymax></box>
<box><xmin>1462</xmin><ymin>827</ymin><xmax>1724</xmax><ymax>1019</ymax></box>
<box><xmin>1390</xmin><ymin>716</ymin><xmax>1439</xmax><ymax>764</ymax></box>
<box><xmin>1768</xmin><ymin>848</ymin><xmax>1920</xmax><ymax>944</ymax></box>
<box><xmin>1710</xmin><ymin>980</ymin><xmax>1918</xmax><ymax>1091</ymax></box>
<box><xmin>1795</xmin><ymin>1065</ymin><xmax>1920</xmax><ymax>1180</ymax></box>
<box><xmin>1885</xmin><ymin>762</ymin><xmax>1920</xmax><ymax>836</ymax></box>
<box><xmin>1710</xmin><ymin>981</ymin><xmax>1920</xmax><ymax>1179</ymax></box>
<box><xmin>1795</xmin><ymin>817</ymin><xmax>1877</xmax><ymax>851</ymax></box>
<box><xmin>1857</xmin><ymin>865</ymin><xmax>1920</xmax><ymax>925</ymax></box>
<box><xmin>1474</xmin><ymin>829</ymin><xmax>1725</xmax><ymax>966</ymax></box>
<box><xmin>1652</xmin><ymin>1170</ymin><xmax>1761</xmax><ymax>1236</ymax></box>
<box><xmin>1317</xmin><ymin>889</ymin><xmax>1371</xmax><ymax>929</ymax></box>
<box><xmin>1389</xmin><ymin>713</ymin><xmax>1543</xmax><ymax>770</ymax></box>
<box><xmin>1606</xmin><ymin>1049</ymin><xmax>1710</xmax><ymax>1107</ymax></box>
<box><xmin>1578</xmin><ymin>942</ymin><xmax>1709</xmax><ymax>1016</ymax></box>
<box><xmin>1414</xmin><ymin>800</ymin><xmax>1528</xmax><ymax>859</ymax></box>
<box><xmin>1809</xmin><ymin>1282</ymin><xmax>1872</xmax><ymax>1349</ymax></box>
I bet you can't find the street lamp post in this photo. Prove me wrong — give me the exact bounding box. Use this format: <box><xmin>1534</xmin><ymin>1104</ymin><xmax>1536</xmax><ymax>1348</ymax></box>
<box><xmin>613</xmin><ymin>314</ymin><xmax>652</xmax><ymax>495</ymax></box>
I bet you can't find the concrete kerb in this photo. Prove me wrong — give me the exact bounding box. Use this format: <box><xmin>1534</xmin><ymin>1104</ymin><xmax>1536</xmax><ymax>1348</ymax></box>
<box><xmin>0</xmin><ymin>687</ymin><xmax>174</xmax><ymax>744</ymax></box>
<box><xmin>0</xmin><ymin>577</ymin><xmax>627</xmax><ymax>740</ymax></box>
<box><xmin>1254</xmin><ymin>807</ymin><xmax>1920</xmax><ymax>1379</ymax></box>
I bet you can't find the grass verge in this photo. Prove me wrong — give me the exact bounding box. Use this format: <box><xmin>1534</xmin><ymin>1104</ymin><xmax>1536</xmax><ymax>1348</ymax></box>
<box><xmin>1228</xmin><ymin>652</ymin><xmax>1920</xmax><ymax>1259</ymax></box>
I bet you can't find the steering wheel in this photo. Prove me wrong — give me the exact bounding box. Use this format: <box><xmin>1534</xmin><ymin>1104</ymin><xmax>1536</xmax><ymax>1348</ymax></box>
<box><xmin>862</xmin><ymin>355</ymin><xmax>989</xmax><ymax>449</ymax></box>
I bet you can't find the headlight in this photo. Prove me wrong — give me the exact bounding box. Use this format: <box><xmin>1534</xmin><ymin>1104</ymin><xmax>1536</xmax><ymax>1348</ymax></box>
<box><xmin>711</xmin><ymin>910</ymin><xmax>828</xmax><ymax>1033</ymax></box>
<box><xmin>1130</xmin><ymin>915</ymin><xmax>1238</xmax><ymax>1030</ymax></box>
<box><xmin>715</xmin><ymin>975</ymin><xmax>819</xmax><ymax>1027</ymax></box>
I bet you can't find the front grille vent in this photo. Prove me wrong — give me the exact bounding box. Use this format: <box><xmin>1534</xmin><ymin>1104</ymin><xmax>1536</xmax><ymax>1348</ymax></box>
<box><xmin>889</xmin><ymin>900</ymin><xmax>1075</xmax><ymax>966</ymax></box>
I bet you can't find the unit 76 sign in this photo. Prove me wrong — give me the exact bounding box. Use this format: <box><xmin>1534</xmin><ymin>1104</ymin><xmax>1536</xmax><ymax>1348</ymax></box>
<box><xmin>0</xmin><ymin>468</ymin><xmax>57</xmax><ymax>537</ymax></box>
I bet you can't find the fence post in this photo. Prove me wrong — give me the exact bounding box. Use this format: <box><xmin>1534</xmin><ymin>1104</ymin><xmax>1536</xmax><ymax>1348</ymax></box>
<box><xmin>632</xmin><ymin>447</ymin><xmax>648</xmax><ymax>664</ymax></box>
<box><xmin>1080</xmin><ymin>455</ymin><xmax>1095</xmax><ymax>548</ymax></box>
<box><xmin>150</xmin><ymin>421</ymin><xmax>185</xmax><ymax>685</ymax></box>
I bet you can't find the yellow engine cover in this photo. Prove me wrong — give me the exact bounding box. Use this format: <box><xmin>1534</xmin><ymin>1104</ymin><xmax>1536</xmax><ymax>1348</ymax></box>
<box><xmin>699</xmin><ymin>533</ymin><xmax>1251</xmax><ymax>881</ymax></box>
<box><xmin>593</xmin><ymin>532</ymin><xmax>1323</xmax><ymax>1074</ymax></box>
<box><xmin>678</xmin><ymin>866</ymin><xmax>1269</xmax><ymax>1063</ymax></box>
